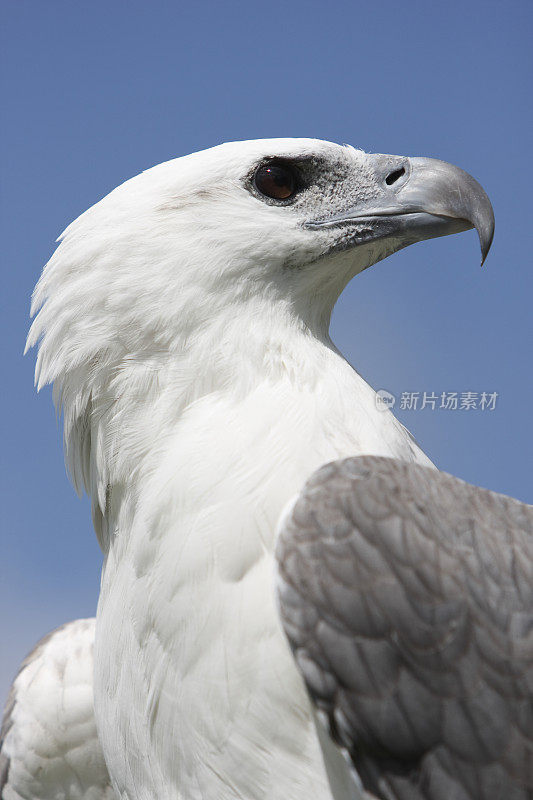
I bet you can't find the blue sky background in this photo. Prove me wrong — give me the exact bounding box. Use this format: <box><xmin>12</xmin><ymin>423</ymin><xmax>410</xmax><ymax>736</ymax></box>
<box><xmin>1</xmin><ymin>0</ymin><xmax>531</xmax><ymax>704</ymax></box>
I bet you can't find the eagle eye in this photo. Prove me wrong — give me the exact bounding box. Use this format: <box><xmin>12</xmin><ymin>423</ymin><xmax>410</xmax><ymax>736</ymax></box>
<box><xmin>254</xmin><ymin>161</ymin><xmax>297</xmax><ymax>201</ymax></box>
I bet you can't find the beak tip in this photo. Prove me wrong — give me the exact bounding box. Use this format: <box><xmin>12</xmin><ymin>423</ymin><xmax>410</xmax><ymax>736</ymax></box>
<box><xmin>408</xmin><ymin>156</ymin><xmax>495</xmax><ymax>268</ymax></box>
<box><xmin>474</xmin><ymin>192</ymin><xmax>495</xmax><ymax>268</ymax></box>
<box><xmin>478</xmin><ymin>219</ymin><xmax>495</xmax><ymax>268</ymax></box>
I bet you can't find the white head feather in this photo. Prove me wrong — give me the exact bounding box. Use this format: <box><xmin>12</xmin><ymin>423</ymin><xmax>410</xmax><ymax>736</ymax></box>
<box><xmin>26</xmin><ymin>138</ymin><xmax>406</xmax><ymax>545</ymax></box>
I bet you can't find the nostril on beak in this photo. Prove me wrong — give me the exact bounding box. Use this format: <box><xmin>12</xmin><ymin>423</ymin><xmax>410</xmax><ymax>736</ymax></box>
<box><xmin>385</xmin><ymin>167</ymin><xmax>406</xmax><ymax>186</ymax></box>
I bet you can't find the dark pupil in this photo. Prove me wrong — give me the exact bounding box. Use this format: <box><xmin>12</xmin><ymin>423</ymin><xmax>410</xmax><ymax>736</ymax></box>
<box><xmin>255</xmin><ymin>163</ymin><xmax>295</xmax><ymax>200</ymax></box>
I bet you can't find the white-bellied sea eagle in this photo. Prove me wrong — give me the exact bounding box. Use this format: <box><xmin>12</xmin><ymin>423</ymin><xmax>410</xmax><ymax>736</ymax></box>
<box><xmin>2</xmin><ymin>139</ymin><xmax>504</xmax><ymax>800</ymax></box>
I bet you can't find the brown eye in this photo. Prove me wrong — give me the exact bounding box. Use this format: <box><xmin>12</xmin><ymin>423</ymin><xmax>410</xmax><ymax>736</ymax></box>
<box><xmin>254</xmin><ymin>161</ymin><xmax>297</xmax><ymax>201</ymax></box>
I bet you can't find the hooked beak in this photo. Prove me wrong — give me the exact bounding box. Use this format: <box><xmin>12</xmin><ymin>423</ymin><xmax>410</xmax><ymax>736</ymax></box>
<box><xmin>306</xmin><ymin>155</ymin><xmax>495</xmax><ymax>265</ymax></box>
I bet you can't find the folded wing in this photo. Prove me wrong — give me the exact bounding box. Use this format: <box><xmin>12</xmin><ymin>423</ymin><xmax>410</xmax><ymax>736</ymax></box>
<box><xmin>275</xmin><ymin>456</ymin><xmax>533</xmax><ymax>800</ymax></box>
<box><xmin>1</xmin><ymin>619</ymin><xmax>113</xmax><ymax>800</ymax></box>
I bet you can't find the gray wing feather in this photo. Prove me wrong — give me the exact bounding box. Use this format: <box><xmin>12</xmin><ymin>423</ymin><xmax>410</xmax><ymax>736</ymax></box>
<box><xmin>275</xmin><ymin>456</ymin><xmax>533</xmax><ymax>800</ymax></box>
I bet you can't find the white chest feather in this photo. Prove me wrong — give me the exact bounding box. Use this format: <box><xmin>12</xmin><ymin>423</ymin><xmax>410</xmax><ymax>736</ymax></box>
<box><xmin>94</xmin><ymin>367</ymin><xmax>430</xmax><ymax>800</ymax></box>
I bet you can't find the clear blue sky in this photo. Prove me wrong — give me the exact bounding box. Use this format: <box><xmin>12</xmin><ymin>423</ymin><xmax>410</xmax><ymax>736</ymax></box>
<box><xmin>1</xmin><ymin>0</ymin><xmax>531</xmax><ymax>703</ymax></box>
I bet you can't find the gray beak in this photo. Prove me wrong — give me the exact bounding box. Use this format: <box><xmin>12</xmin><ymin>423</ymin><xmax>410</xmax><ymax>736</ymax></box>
<box><xmin>306</xmin><ymin>155</ymin><xmax>495</xmax><ymax>265</ymax></box>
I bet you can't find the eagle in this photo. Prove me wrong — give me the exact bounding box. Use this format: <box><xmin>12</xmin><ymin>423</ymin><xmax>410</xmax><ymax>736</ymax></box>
<box><xmin>3</xmin><ymin>139</ymin><xmax>516</xmax><ymax>800</ymax></box>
